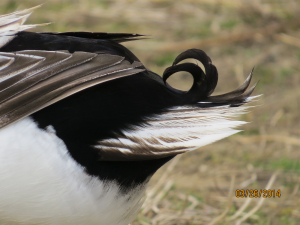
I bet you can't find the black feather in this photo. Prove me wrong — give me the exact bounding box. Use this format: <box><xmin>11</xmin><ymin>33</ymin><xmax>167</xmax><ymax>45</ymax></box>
<box><xmin>172</xmin><ymin>49</ymin><xmax>218</xmax><ymax>96</ymax></box>
<box><xmin>41</xmin><ymin>32</ymin><xmax>147</xmax><ymax>43</ymax></box>
<box><xmin>0</xmin><ymin>32</ymin><xmax>141</xmax><ymax>63</ymax></box>
<box><xmin>163</xmin><ymin>62</ymin><xmax>206</xmax><ymax>102</ymax></box>
<box><xmin>206</xmin><ymin>68</ymin><xmax>255</xmax><ymax>105</ymax></box>
<box><xmin>163</xmin><ymin>48</ymin><xmax>219</xmax><ymax>102</ymax></box>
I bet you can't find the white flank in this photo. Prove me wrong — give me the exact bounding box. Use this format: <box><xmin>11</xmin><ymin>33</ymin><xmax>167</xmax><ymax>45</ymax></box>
<box><xmin>0</xmin><ymin>5</ymin><xmax>48</xmax><ymax>48</ymax></box>
<box><xmin>0</xmin><ymin>118</ymin><xmax>146</xmax><ymax>225</ymax></box>
<box><xmin>95</xmin><ymin>99</ymin><xmax>256</xmax><ymax>157</ymax></box>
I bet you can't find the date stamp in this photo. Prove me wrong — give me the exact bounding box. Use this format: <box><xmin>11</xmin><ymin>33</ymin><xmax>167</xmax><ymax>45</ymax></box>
<box><xmin>236</xmin><ymin>189</ymin><xmax>281</xmax><ymax>198</ymax></box>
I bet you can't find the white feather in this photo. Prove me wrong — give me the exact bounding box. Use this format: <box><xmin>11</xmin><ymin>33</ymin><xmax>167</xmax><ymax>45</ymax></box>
<box><xmin>95</xmin><ymin>103</ymin><xmax>254</xmax><ymax>156</ymax></box>
<box><xmin>0</xmin><ymin>117</ymin><xmax>146</xmax><ymax>225</ymax></box>
<box><xmin>0</xmin><ymin>6</ymin><xmax>48</xmax><ymax>48</ymax></box>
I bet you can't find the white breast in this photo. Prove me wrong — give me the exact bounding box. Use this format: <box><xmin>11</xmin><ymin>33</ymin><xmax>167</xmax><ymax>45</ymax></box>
<box><xmin>0</xmin><ymin>118</ymin><xmax>146</xmax><ymax>225</ymax></box>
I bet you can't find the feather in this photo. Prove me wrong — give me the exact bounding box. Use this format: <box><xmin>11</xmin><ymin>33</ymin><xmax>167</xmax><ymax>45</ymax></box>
<box><xmin>94</xmin><ymin>104</ymin><xmax>251</xmax><ymax>161</ymax></box>
<box><xmin>0</xmin><ymin>50</ymin><xmax>144</xmax><ymax>129</ymax></box>
<box><xmin>41</xmin><ymin>32</ymin><xmax>147</xmax><ymax>43</ymax></box>
<box><xmin>0</xmin><ymin>5</ymin><xmax>48</xmax><ymax>48</ymax></box>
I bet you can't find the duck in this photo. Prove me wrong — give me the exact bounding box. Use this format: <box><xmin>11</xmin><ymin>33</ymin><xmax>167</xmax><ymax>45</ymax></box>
<box><xmin>0</xmin><ymin>6</ymin><xmax>257</xmax><ymax>225</ymax></box>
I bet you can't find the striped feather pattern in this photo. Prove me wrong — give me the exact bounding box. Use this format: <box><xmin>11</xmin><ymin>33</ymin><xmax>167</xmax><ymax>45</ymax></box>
<box><xmin>94</xmin><ymin>101</ymin><xmax>257</xmax><ymax>161</ymax></box>
<box><xmin>0</xmin><ymin>50</ymin><xmax>144</xmax><ymax>128</ymax></box>
<box><xmin>0</xmin><ymin>5</ymin><xmax>46</xmax><ymax>48</ymax></box>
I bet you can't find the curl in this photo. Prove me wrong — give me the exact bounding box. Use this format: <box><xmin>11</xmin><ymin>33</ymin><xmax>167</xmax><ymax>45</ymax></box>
<box><xmin>162</xmin><ymin>49</ymin><xmax>256</xmax><ymax>106</ymax></box>
<box><xmin>163</xmin><ymin>49</ymin><xmax>218</xmax><ymax>102</ymax></box>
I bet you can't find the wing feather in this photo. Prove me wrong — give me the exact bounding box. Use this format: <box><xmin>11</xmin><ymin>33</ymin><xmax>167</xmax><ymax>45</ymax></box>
<box><xmin>94</xmin><ymin>104</ymin><xmax>253</xmax><ymax>161</ymax></box>
<box><xmin>0</xmin><ymin>6</ymin><xmax>46</xmax><ymax>48</ymax></box>
<box><xmin>0</xmin><ymin>50</ymin><xmax>144</xmax><ymax>129</ymax></box>
<box><xmin>0</xmin><ymin>53</ymin><xmax>45</xmax><ymax>84</ymax></box>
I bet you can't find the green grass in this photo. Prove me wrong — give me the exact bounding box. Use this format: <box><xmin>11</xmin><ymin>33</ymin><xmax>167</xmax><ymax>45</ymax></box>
<box><xmin>197</xmin><ymin>21</ymin><xmax>212</xmax><ymax>38</ymax></box>
<box><xmin>280</xmin><ymin>67</ymin><xmax>295</xmax><ymax>77</ymax></box>
<box><xmin>220</xmin><ymin>19</ymin><xmax>238</xmax><ymax>29</ymax></box>
<box><xmin>151</xmin><ymin>53</ymin><xmax>177</xmax><ymax>67</ymax></box>
<box><xmin>270</xmin><ymin>158</ymin><xmax>300</xmax><ymax>173</ymax></box>
<box><xmin>1</xmin><ymin>0</ymin><xmax>17</xmax><ymax>13</ymax></box>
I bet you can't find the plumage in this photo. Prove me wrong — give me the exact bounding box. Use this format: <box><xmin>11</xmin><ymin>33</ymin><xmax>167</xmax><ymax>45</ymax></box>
<box><xmin>0</xmin><ymin>117</ymin><xmax>145</xmax><ymax>225</ymax></box>
<box><xmin>0</xmin><ymin>50</ymin><xmax>143</xmax><ymax>128</ymax></box>
<box><xmin>0</xmin><ymin>5</ymin><xmax>47</xmax><ymax>48</ymax></box>
<box><xmin>0</xmin><ymin>6</ymin><xmax>258</xmax><ymax>225</ymax></box>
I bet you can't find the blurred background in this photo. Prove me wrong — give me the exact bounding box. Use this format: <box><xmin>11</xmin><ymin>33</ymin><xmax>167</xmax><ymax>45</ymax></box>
<box><xmin>1</xmin><ymin>0</ymin><xmax>299</xmax><ymax>224</ymax></box>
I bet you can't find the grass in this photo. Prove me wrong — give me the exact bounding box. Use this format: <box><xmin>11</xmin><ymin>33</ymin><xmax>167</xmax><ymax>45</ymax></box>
<box><xmin>1</xmin><ymin>0</ymin><xmax>300</xmax><ymax>224</ymax></box>
<box><xmin>220</xmin><ymin>19</ymin><xmax>238</xmax><ymax>30</ymax></box>
<box><xmin>270</xmin><ymin>158</ymin><xmax>300</xmax><ymax>173</ymax></box>
<box><xmin>151</xmin><ymin>53</ymin><xmax>177</xmax><ymax>67</ymax></box>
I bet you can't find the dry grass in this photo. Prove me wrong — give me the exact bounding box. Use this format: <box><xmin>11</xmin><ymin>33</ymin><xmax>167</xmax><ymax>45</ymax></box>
<box><xmin>1</xmin><ymin>0</ymin><xmax>300</xmax><ymax>224</ymax></box>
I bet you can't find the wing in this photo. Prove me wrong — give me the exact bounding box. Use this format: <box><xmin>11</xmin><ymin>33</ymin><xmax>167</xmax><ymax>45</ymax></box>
<box><xmin>0</xmin><ymin>50</ymin><xmax>144</xmax><ymax>129</ymax></box>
